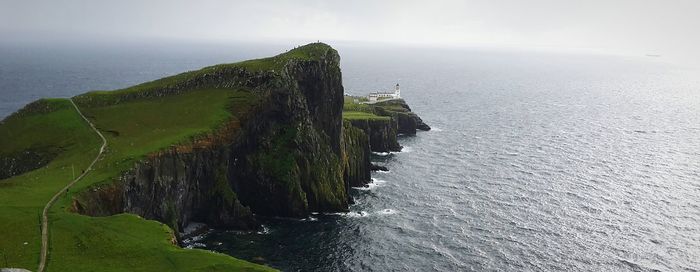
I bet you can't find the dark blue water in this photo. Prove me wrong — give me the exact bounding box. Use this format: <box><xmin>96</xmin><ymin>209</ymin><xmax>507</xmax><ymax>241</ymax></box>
<box><xmin>2</xmin><ymin>42</ymin><xmax>699</xmax><ymax>271</ymax></box>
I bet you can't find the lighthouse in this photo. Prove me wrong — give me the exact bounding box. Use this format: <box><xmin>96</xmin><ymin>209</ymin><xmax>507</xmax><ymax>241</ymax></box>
<box><xmin>367</xmin><ymin>83</ymin><xmax>402</xmax><ymax>102</ymax></box>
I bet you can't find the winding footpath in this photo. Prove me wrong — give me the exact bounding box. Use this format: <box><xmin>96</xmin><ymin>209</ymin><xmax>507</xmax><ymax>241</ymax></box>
<box><xmin>37</xmin><ymin>99</ymin><xmax>107</xmax><ymax>272</ymax></box>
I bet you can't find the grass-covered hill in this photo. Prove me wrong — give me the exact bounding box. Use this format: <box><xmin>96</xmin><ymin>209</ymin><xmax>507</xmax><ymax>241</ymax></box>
<box><xmin>0</xmin><ymin>43</ymin><xmax>343</xmax><ymax>272</ymax></box>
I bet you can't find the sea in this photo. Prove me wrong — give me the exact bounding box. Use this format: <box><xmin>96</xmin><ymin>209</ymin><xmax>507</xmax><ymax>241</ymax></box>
<box><xmin>1</xmin><ymin>41</ymin><xmax>699</xmax><ymax>271</ymax></box>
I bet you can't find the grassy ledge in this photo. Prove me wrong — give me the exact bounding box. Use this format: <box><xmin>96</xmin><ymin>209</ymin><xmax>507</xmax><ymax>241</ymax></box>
<box><xmin>342</xmin><ymin>96</ymin><xmax>390</xmax><ymax>121</ymax></box>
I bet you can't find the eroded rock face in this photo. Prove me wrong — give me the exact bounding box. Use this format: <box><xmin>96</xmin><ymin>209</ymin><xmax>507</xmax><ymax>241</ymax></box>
<box><xmin>373</xmin><ymin>99</ymin><xmax>431</xmax><ymax>134</ymax></box>
<box><xmin>74</xmin><ymin>44</ymin><xmax>367</xmax><ymax>232</ymax></box>
<box><xmin>347</xmin><ymin>118</ymin><xmax>402</xmax><ymax>152</ymax></box>
<box><xmin>121</xmin><ymin>148</ymin><xmax>257</xmax><ymax>231</ymax></box>
<box><xmin>71</xmin><ymin>44</ymin><xmax>432</xmax><ymax>234</ymax></box>
<box><xmin>228</xmin><ymin>53</ymin><xmax>349</xmax><ymax>217</ymax></box>
<box><xmin>74</xmin><ymin>147</ymin><xmax>258</xmax><ymax>232</ymax></box>
<box><xmin>342</xmin><ymin>121</ymin><xmax>372</xmax><ymax>188</ymax></box>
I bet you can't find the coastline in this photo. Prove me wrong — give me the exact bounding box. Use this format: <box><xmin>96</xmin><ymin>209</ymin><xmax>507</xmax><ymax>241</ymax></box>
<box><xmin>0</xmin><ymin>43</ymin><xmax>430</xmax><ymax>271</ymax></box>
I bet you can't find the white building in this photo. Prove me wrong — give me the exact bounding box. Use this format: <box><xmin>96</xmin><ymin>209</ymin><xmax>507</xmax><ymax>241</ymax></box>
<box><xmin>368</xmin><ymin>83</ymin><xmax>401</xmax><ymax>102</ymax></box>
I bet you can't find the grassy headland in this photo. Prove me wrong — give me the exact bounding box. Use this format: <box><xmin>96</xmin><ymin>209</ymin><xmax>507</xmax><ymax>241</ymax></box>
<box><xmin>342</xmin><ymin>96</ymin><xmax>389</xmax><ymax>121</ymax></box>
<box><xmin>0</xmin><ymin>44</ymin><xmax>338</xmax><ymax>271</ymax></box>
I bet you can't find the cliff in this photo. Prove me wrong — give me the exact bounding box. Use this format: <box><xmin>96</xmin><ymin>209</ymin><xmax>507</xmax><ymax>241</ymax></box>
<box><xmin>342</xmin><ymin>98</ymin><xmax>430</xmax><ymax>153</ymax></box>
<box><xmin>71</xmin><ymin>43</ymin><xmax>361</xmax><ymax>233</ymax></box>
<box><xmin>0</xmin><ymin>43</ymin><xmax>428</xmax><ymax>270</ymax></box>
<box><xmin>372</xmin><ymin>99</ymin><xmax>431</xmax><ymax>134</ymax></box>
<box><xmin>346</xmin><ymin>118</ymin><xmax>401</xmax><ymax>152</ymax></box>
<box><xmin>341</xmin><ymin>120</ymin><xmax>372</xmax><ymax>187</ymax></box>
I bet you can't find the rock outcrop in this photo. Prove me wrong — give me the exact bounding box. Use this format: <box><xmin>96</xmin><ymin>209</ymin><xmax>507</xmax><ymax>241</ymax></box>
<box><xmin>342</xmin><ymin>121</ymin><xmax>372</xmax><ymax>187</ymax></box>
<box><xmin>73</xmin><ymin>146</ymin><xmax>258</xmax><ymax>233</ymax></box>
<box><xmin>70</xmin><ymin>43</ymin><xmax>430</xmax><ymax>238</ymax></box>
<box><xmin>346</xmin><ymin>118</ymin><xmax>402</xmax><ymax>152</ymax></box>
<box><xmin>341</xmin><ymin>99</ymin><xmax>430</xmax><ymax>153</ymax></box>
<box><xmin>73</xmin><ymin>43</ymin><xmax>365</xmax><ymax>234</ymax></box>
<box><xmin>0</xmin><ymin>147</ymin><xmax>60</xmax><ymax>180</ymax></box>
<box><xmin>373</xmin><ymin>99</ymin><xmax>431</xmax><ymax>134</ymax></box>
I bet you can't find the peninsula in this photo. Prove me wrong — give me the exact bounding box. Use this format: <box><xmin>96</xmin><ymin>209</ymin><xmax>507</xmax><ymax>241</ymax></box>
<box><xmin>0</xmin><ymin>43</ymin><xmax>428</xmax><ymax>271</ymax></box>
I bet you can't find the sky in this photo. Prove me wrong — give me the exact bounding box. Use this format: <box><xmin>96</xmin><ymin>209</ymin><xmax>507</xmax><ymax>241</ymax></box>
<box><xmin>2</xmin><ymin>0</ymin><xmax>700</xmax><ymax>65</ymax></box>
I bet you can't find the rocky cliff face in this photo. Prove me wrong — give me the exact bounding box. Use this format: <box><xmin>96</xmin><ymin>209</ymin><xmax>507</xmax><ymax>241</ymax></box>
<box><xmin>341</xmin><ymin>121</ymin><xmax>372</xmax><ymax>188</ymax></box>
<box><xmin>373</xmin><ymin>99</ymin><xmax>431</xmax><ymax>134</ymax></box>
<box><xmin>228</xmin><ymin>52</ymin><xmax>349</xmax><ymax>217</ymax></box>
<box><xmin>73</xmin><ymin>44</ymin><xmax>368</xmax><ymax>233</ymax></box>
<box><xmin>73</xmin><ymin>146</ymin><xmax>257</xmax><ymax>232</ymax></box>
<box><xmin>72</xmin><ymin>44</ymin><xmax>431</xmax><ymax>235</ymax></box>
<box><xmin>342</xmin><ymin>99</ymin><xmax>430</xmax><ymax>153</ymax></box>
<box><xmin>346</xmin><ymin>118</ymin><xmax>402</xmax><ymax>152</ymax></box>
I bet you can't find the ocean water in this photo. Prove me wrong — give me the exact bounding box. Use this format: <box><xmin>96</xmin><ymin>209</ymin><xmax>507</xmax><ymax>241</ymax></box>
<box><xmin>2</xmin><ymin>42</ymin><xmax>699</xmax><ymax>271</ymax></box>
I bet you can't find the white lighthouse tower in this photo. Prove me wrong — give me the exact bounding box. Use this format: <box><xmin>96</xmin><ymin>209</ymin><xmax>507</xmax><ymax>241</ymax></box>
<box><xmin>367</xmin><ymin>83</ymin><xmax>402</xmax><ymax>102</ymax></box>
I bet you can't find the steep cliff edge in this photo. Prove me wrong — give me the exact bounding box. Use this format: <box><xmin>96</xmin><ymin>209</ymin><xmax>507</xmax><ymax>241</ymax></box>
<box><xmin>342</xmin><ymin>97</ymin><xmax>430</xmax><ymax>153</ymax></box>
<box><xmin>71</xmin><ymin>43</ymin><xmax>360</xmax><ymax>233</ymax></box>
<box><xmin>346</xmin><ymin>118</ymin><xmax>401</xmax><ymax>152</ymax></box>
<box><xmin>1</xmin><ymin>94</ymin><xmax>278</xmax><ymax>270</ymax></box>
<box><xmin>372</xmin><ymin>99</ymin><xmax>431</xmax><ymax>134</ymax></box>
<box><xmin>0</xmin><ymin>42</ymin><xmax>429</xmax><ymax>271</ymax></box>
<box><xmin>342</xmin><ymin>121</ymin><xmax>372</xmax><ymax>187</ymax></box>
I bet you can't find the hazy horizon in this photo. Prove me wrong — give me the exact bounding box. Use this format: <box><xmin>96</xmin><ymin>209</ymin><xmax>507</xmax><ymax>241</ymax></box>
<box><xmin>2</xmin><ymin>0</ymin><xmax>700</xmax><ymax>67</ymax></box>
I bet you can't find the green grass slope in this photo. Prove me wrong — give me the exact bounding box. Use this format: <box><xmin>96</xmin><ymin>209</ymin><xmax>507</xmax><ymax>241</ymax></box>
<box><xmin>1</xmin><ymin>43</ymin><xmax>335</xmax><ymax>271</ymax></box>
<box><xmin>0</xmin><ymin>99</ymin><xmax>101</xmax><ymax>268</ymax></box>
<box><xmin>0</xmin><ymin>90</ymin><xmax>272</xmax><ymax>271</ymax></box>
<box><xmin>48</xmin><ymin>89</ymin><xmax>268</xmax><ymax>272</ymax></box>
<box><xmin>342</xmin><ymin>96</ymin><xmax>389</xmax><ymax>121</ymax></box>
<box><xmin>76</xmin><ymin>42</ymin><xmax>335</xmax><ymax>106</ymax></box>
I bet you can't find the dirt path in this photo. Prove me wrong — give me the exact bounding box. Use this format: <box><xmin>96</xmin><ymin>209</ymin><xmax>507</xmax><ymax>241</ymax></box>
<box><xmin>37</xmin><ymin>99</ymin><xmax>107</xmax><ymax>272</ymax></box>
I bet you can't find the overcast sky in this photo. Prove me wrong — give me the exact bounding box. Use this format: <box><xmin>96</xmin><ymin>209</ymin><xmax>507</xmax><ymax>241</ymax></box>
<box><xmin>2</xmin><ymin>0</ymin><xmax>699</xmax><ymax>65</ymax></box>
